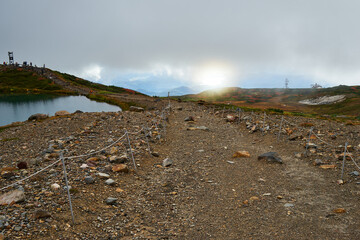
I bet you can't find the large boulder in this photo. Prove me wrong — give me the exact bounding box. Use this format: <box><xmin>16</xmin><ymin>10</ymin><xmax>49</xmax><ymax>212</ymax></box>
<box><xmin>28</xmin><ymin>113</ymin><xmax>48</xmax><ymax>121</ymax></box>
<box><xmin>258</xmin><ymin>152</ymin><xmax>283</xmax><ymax>164</ymax></box>
<box><xmin>0</xmin><ymin>190</ymin><xmax>25</xmax><ymax>205</ymax></box>
<box><xmin>55</xmin><ymin>110</ymin><xmax>70</xmax><ymax>116</ymax></box>
<box><xmin>129</xmin><ymin>106</ymin><xmax>144</xmax><ymax>112</ymax></box>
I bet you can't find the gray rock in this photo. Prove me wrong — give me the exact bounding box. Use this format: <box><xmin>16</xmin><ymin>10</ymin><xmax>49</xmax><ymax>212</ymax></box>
<box><xmin>258</xmin><ymin>152</ymin><xmax>283</xmax><ymax>164</ymax></box>
<box><xmin>349</xmin><ymin>171</ymin><xmax>359</xmax><ymax>176</ymax></box>
<box><xmin>105</xmin><ymin>179</ymin><xmax>115</xmax><ymax>185</ymax></box>
<box><xmin>29</xmin><ymin>157</ymin><xmax>41</xmax><ymax>166</ymax></box>
<box><xmin>196</xmin><ymin>126</ymin><xmax>209</xmax><ymax>131</ymax></box>
<box><xmin>108</xmin><ymin>154</ymin><xmax>127</xmax><ymax>163</ymax></box>
<box><xmin>162</xmin><ymin>158</ymin><xmax>173</xmax><ymax>167</ymax></box>
<box><xmin>28</xmin><ymin>113</ymin><xmax>48</xmax><ymax>121</ymax></box>
<box><xmin>14</xmin><ymin>226</ymin><xmax>22</xmax><ymax>231</ymax></box>
<box><xmin>314</xmin><ymin>159</ymin><xmax>323</xmax><ymax>166</ymax></box>
<box><xmin>0</xmin><ymin>189</ymin><xmax>25</xmax><ymax>205</ymax></box>
<box><xmin>84</xmin><ymin>176</ymin><xmax>95</xmax><ymax>184</ymax></box>
<box><xmin>44</xmin><ymin>147</ymin><xmax>54</xmax><ymax>154</ymax></box>
<box><xmin>151</xmin><ymin>152</ymin><xmax>160</xmax><ymax>157</ymax></box>
<box><xmin>184</xmin><ymin>116</ymin><xmax>194</xmax><ymax>121</ymax></box>
<box><xmin>105</xmin><ymin>197</ymin><xmax>118</xmax><ymax>205</ymax></box>
<box><xmin>65</xmin><ymin>136</ymin><xmax>75</xmax><ymax>142</ymax></box>
<box><xmin>284</xmin><ymin>203</ymin><xmax>294</xmax><ymax>207</ymax></box>
<box><xmin>0</xmin><ymin>215</ymin><xmax>8</xmax><ymax>230</ymax></box>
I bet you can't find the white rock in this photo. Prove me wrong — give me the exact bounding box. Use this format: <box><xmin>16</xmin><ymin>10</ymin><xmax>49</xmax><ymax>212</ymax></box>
<box><xmin>51</xmin><ymin>183</ymin><xmax>60</xmax><ymax>190</ymax></box>
<box><xmin>97</xmin><ymin>173</ymin><xmax>110</xmax><ymax>179</ymax></box>
<box><xmin>80</xmin><ymin>164</ymin><xmax>88</xmax><ymax>169</ymax></box>
<box><xmin>105</xmin><ymin>179</ymin><xmax>115</xmax><ymax>185</ymax></box>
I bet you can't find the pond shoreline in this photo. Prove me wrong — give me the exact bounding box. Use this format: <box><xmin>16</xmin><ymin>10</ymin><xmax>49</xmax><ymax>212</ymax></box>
<box><xmin>0</xmin><ymin>94</ymin><xmax>122</xmax><ymax>126</ymax></box>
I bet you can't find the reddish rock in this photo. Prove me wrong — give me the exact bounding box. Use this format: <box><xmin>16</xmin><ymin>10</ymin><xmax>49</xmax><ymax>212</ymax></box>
<box><xmin>233</xmin><ymin>151</ymin><xmax>251</xmax><ymax>158</ymax></box>
<box><xmin>112</xmin><ymin>164</ymin><xmax>129</xmax><ymax>173</ymax></box>
<box><xmin>319</xmin><ymin>165</ymin><xmax>336</xmax><ymax>169</ymax></box>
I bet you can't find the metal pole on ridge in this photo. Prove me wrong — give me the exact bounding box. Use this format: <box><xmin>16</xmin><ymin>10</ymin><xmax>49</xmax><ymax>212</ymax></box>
<box><xmin>262</xmin><ymin>112</ymin><xmax>266</xmax><ymax>135</ymax></box>
<box><xmin>125</xmin><ymin>130</ymin><xmax>137</xmax><ymax>170</ymax></box>
<box><xmin>304</xmin><ymin>127</ymin><xmax>314</xmax><ymax>157</ymax></box>
<box><xmin>341</xmin><ymin>142</ymin><xmax>348</xmax><ymax>180</ymax></box>
<box><xmin>144</xmin><ymin>124</ymin><xmax>152</xmax><ymax>156</ymax></box>
<box><xmin>277</xmin><ymin>116</ymin><xmax>284</xmax><ymax>141</ymax></box>
<box><xmin>60</xmin><ymin>152</ymin><xmax>75</xmax><ymax>225</ymax></box>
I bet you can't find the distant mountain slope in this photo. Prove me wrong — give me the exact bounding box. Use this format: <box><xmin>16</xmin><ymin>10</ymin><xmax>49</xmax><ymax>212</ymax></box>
<box><xmin>181</xmin><ymin>85</ymin><xmax>360</xmax><ymax>116</ymax></box>
<box><xmin>162</xmin><ymin>86</ymin><xmax>196</xmax><ymax>97</ymax></box>
<box><xmin>136</xmin><ymin>86</ymin><xmax>197</xmax><ymax>97</ymax></box>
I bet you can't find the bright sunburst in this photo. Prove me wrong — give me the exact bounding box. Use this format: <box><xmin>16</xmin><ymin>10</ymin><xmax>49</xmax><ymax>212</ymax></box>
<box><xmin>193</xmin><ymin>62</ymin><xmax>234</xmax><ymax>88</ymax></box>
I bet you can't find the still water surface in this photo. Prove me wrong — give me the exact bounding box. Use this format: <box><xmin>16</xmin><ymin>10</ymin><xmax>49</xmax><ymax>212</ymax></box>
<box><xmin>0</xmin><ymin>94</ymin><xmax>121</xmax><ymax>126</ymax></box>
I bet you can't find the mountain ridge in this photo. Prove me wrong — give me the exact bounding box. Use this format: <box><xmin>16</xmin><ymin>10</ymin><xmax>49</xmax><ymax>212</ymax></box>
<box><xmin>180</xmin><ymin>85</ymin><xmax>360</xmax><ymax>117</ymax></box>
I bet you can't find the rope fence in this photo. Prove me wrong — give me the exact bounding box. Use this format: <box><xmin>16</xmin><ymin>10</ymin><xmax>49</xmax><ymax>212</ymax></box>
<box><xmin>207</xmin><ymin>105</ymin><xmax>359</xmax><ymax>176</ymax></box>
<box><xmin>0</xmin><ymin>103</ymin><xmax>172</xmax><ymax>225</ymax></box>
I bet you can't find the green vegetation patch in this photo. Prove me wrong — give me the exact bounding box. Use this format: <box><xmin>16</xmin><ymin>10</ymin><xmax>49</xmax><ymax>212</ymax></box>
<box><xmin>87</xmin><ymin>94</ymin><xmax>143</xmax><ymax>111</ymax></box>
<box><xmin>0</xmin><ymin>69</ymin><xmax>63</xmax><ymax>91</ymax></box>
<box><xmin>0</xmin><ymin>137</ymin><xmax>19</xmax><ymax>142</ymax></box>
<box><xmin>267</xmin><ymin>108</ymin><xmax>284</xmax><ymax>114</ymax></box>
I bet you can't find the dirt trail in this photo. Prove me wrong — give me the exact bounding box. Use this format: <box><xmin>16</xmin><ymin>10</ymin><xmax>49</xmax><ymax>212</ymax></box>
<box><xmin>155</xmin><ymin>103</ymin><xmax>360</xmax><ymax>239</ymax></box>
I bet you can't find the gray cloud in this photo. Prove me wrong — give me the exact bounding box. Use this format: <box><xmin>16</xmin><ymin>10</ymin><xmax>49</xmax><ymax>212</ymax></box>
<box><xmin>1</xmin><ymin>0</ymin><xmax>360</xmax><ymax>88</ymax></box>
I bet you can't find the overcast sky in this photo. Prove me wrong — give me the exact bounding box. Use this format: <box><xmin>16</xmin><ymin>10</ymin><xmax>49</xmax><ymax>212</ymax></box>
<box><xmin>1</xmin><ymin>0</ymin><xmax>359</xmax><ymax>93</ymax></box>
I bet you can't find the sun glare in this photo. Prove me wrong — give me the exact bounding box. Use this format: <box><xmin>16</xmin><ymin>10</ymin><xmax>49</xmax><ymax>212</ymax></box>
<box><xmin>194</xmin><ymin>63</ymin><xmax>234</xmax><ymax>88</ymax></box>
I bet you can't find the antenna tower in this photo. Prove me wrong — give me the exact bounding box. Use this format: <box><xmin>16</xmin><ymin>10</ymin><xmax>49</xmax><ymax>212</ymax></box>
<box><xmin>285</xmin><ymin>78</ymin><xmax>289</xmax><ymax>89</ymax></box>
<box><xmin>8</xmin><ymin>52</ymin><xmax>14</xmax><ymax>65</ymax></box>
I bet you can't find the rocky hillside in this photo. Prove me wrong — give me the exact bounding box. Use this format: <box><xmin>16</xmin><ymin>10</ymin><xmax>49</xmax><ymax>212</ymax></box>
<box><xmin>0</xmin><ymin>100</ymin><xmax>359</xmax><ymax>239</ymax></box>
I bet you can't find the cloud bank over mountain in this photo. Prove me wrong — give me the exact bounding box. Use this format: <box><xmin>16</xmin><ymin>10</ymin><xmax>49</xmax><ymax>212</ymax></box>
<box><xmin>1</xmin><ymin>0</ymin><xmax>359</xmax><ymax>92</ymax></box>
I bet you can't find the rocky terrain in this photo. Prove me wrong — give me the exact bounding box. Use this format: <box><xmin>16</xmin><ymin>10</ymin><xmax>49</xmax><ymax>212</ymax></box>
<box><xmin>0</xmin><ymin>100</ymin><xmax>359</xmax><ymax>239</ymax></box>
